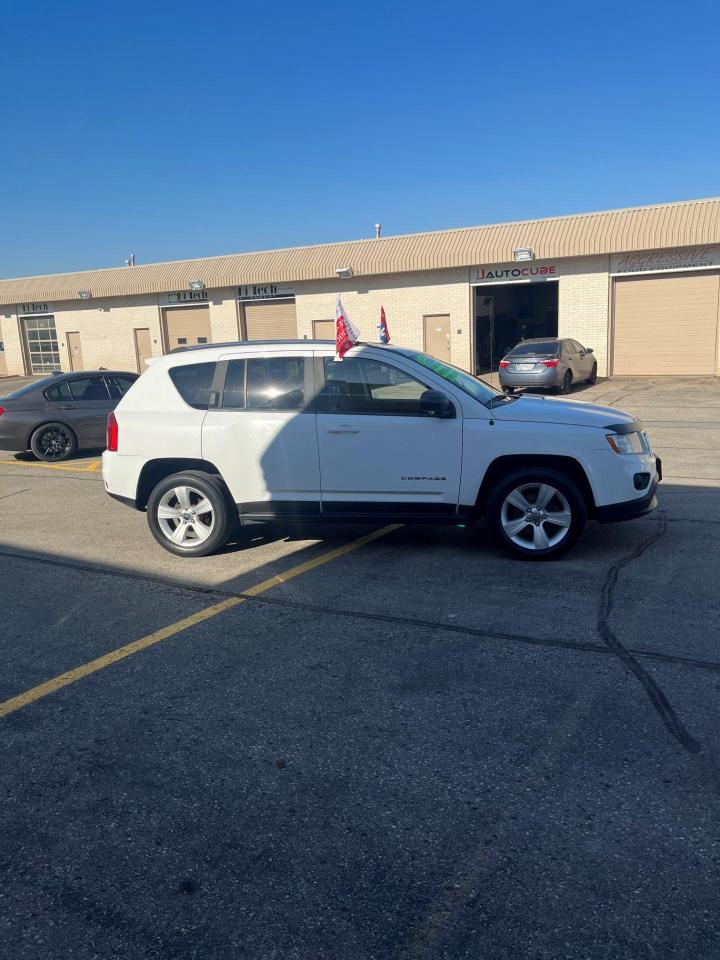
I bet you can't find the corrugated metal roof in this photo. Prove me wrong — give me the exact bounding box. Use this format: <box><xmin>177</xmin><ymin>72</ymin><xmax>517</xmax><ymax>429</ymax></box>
<box><xmin>1</xmin><ymin>196</ymin><xmax>719</xmax><ymax>306</ymax></box>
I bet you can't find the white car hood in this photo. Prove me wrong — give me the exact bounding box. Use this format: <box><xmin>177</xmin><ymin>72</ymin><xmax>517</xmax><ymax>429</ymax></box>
<box><xmin>492</xmin><ymin>395</ymin><xmax>637</xmax><ymax>430</ymax></box>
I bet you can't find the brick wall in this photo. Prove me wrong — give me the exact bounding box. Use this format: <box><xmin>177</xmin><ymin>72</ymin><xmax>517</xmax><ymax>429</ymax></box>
<box><xmin>294</xmin><ymin>269</ymin><xmax>473</xmax><ymax>369</ymax></box>
<box><xmin>557</xmin><ymin>255</ymin><xmax>611</xmax><ymax>376</ymax></box>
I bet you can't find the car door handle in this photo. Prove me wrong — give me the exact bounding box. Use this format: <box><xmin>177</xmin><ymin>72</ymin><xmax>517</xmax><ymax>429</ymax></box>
<box><xmin>326</xmin><ymin>424</ymin><xmax>360</xmax><ymax>434</ymax></box>
<box><xmin>59</xmin><ymin>404</ymin><xmax>77</xmax><ymax>409</ymax></box>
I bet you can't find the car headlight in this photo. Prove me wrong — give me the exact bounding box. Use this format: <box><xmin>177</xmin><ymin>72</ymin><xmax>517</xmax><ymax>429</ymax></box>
<box><xmin>606</xmin><ymin>431</ymin><xmax>645</xmax><ymax>455</ymax></box>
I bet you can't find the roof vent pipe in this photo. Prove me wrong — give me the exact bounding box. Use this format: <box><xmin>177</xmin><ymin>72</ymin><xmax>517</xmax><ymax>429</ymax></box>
<box><xmin>375</xmin><ymin>223</ymin><xmax>382</xmax><ymax>239</ymax></box>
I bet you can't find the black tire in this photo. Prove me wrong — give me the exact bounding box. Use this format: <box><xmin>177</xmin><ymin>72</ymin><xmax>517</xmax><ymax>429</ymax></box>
<box><xmin>486</xmin><ymin>468</ymin><xmax>587</xmax><ymax>560</ymax></box>
<box><xmin>558</xmin><ymin>369</ymin><xmax>573</xmax><ymax>394</ymax></box>
<box><xmin>146</xmin><ymin>471</ymin><xmax>235</xmax><ymax>557</ymax></box>
<box><xmin>586</xmin><ymin>363</ymin><xmax>598</xmax><ymax>385</ymax></box>
<box><xmin>502</xmin><ymin>386</ymin><xmax>515</xmax><ymax>395</ymax></box>
<box><xmin>30</xmin><ymin>422</ymin><xmax>77</xmax><ymax>462</ymax></box>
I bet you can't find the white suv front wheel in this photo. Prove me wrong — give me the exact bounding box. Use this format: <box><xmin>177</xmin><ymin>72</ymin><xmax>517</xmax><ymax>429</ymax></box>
<box><xmin>487</xmin><ymin>468</ymin><xmax>586</xmax><ymax>560</ymax></box>
<box><xmin>147</xmin><ymin>471</ymin><xmax>235</xmax><ymax>557</ymax></box>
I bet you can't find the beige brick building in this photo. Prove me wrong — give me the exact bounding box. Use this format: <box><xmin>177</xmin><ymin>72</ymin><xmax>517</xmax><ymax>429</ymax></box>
<box><xmin>1</xmin><ymin>197</ymin><xmax>719</xmax><ymax>380</ymax></box>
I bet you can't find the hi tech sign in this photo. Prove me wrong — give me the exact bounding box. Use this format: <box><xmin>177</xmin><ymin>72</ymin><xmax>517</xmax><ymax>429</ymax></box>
<box><xmin>470</xmin><ymin>263</ymin><xmax>558</xmax><ymax>283</ymax></box>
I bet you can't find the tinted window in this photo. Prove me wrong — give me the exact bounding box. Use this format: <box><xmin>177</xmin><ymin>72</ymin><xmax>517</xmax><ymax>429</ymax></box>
<box><xmin>105</xmin><ymin>375</ymin><xmax>137</xmax><ymax>399</ymax></box>
<box><xmin>247</xmin><ymin>357</ymin><xmax>305</xmax><ymax>411</ymax></box>
<box><xmin>45</xmin><ymin>381</ymin><xmax>73</xmax><ymax>402</ymax></box>
<box><xmin>508</xmin><ymin>340</ymin><xmax>560</xmax><ymax>357</ymax></box>
<box><xmin>168</xmin><ymin>362</ymin><xmax>216</xmax><ymax>409</ymax></box>
<box><xmin>222</xmin><ymin>359</ymin><xmax>246</xmax><ymax>409</ymax></box>
<box><xmin>570</xmin><ymin>340</ymin><xmax>585</xmax><ymax>353</ymax></box>
<box><xmin>6</xmin><ymin>376</ymin><xmax>61</xmax><ymax>399</ymax></box>
<box><xmin>319</xmin><ymin>357</ymin><xmax>429</xmax><ymax>415</ymax></box>
<box><xmin>68</xmin><ymin>376</ymin><xmax>110</xmax><ymax>401</ymax></box>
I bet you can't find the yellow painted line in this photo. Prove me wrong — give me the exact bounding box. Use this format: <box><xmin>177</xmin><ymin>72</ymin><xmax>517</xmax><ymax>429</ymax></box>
<box><xmin>0</xmin><ymin>524</ymin><xmax>400</xmax><ymax>719</ymax></box>
<box><xmin>86</xmin><ymin>459</ymin><xmax>102</xmax><ymax>472</ymax></box>
<box><xmin>1</xmin><ymin>459</ymin><xmax>101</xmax><ymax>474</ymax></box>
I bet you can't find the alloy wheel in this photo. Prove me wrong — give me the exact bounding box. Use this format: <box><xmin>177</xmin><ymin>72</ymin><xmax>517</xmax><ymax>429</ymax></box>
<box><xmin>156</xmin><ymin>485</ymin><xmax>216</xmax><ymax>547</ymax></box>
<box><xmin>37</xmin><ymin>426</ymin><xmax>73</xmax><ymax>461</ymax></box>
<box><xmin>500</xmin><ymin>482</ymin><xmax>572</xmax><ymax>551</ymax></box>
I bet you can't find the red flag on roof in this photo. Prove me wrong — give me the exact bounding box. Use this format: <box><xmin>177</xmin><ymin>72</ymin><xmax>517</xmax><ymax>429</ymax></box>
<box><xmin>378</xmin><ymin>306</ymin><xmax>391</xmax><ymax>344</ymax></box>
<box><xmin>335</xmin><ymin>296</ymin><xmax>361</xmax><ymax>361</ymax></box>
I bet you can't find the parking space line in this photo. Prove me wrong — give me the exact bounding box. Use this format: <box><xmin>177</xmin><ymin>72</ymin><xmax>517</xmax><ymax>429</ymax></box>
<box><xmin>1</xmin><ymin>459</ymin><xmax>102</xmax><ymax>474</ymax></box>
<box><xmin>0</xmin><ymin>523</ymin><xmax>400</xmax><ymax>720</ymax></box>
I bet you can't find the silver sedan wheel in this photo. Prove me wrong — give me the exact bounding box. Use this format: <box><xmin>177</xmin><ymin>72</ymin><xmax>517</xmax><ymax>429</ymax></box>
<box><xmin>500</xmin><ymin>482</ymin><xmax>572</xmax><ymax>551</ymax></box>
<box><xmin>156</xmin><ymin>485</ymin><xmax>216</xmax><ymax>548</ymax></box>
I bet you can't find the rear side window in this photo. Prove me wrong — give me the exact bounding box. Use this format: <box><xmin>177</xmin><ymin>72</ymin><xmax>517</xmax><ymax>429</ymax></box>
<box><xmin>68</xmin><ymin>376</ymin><xmax>111</xmax><ymax>401</ymax></box>
<box><xmin>509</xmin><ymin>340</ymin><xmax>559</xmax><ymax>357</ymax></box>
<box><xmin>169</xmin><ymin>362</ymin><xmax>216</xmax><ymax>409</ymax></box>
<box><xmin>246</xmin><ymin>357</ymin><xmax>305</xmax><ymax>411</ymax></box>
<box><xmin>105</xmin><ymin>375</ymin><xmax>137</xmax><ymax>399</ymax></box>
<box><xmin>45</xmin><ymin>381</ymin><xmax>73</xmax><ymax>402</ymax></box>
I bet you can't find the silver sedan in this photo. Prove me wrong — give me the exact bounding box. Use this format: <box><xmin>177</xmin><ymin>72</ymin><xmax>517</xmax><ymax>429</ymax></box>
<box><xmin>498</xmin><ymin>338</ymin><xmax>597</xmax><ymax>394</ymax></box>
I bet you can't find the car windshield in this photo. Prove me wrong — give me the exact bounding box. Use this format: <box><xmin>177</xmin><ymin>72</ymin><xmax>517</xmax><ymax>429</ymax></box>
<box><xmin>409</xmin><ymin>352</ymin><xmax>501</xmax><ymax>406</ymax></box>
<box><xmin>508</xmin><ymin>340</ymin><xmax>560</xmax><ymax>357</ymax></box>
<box><xmin>2</xmin><ymin>376</ymin><xmax>58</xmax><ymax>399</ymax></box>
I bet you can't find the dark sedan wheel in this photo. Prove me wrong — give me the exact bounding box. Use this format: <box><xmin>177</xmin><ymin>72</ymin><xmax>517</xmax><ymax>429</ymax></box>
<box><xmin>586</xmin><ymin>362</ymin><xmax>598</xmax><ymax>385</ymax></box>
<box><xmin>559</xmin><ymin>370</ymin><xmax>573</xmax><ymax>394</ymax></box>
<box><xmin>30</xmin><ymin>422</ymin><xmax>77</xmax><ymax>462</ymax></box>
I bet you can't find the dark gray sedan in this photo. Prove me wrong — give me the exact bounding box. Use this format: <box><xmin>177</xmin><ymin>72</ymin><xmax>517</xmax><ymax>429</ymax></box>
<box><xmin>0</xmin><ymin>371</ymin><xmax>138</xmax><ymax>461</ymax></box>
<box><xmin>498</xmin><ymin>338</ymin><xmax>598</xmax><ymax>394</ymax></box>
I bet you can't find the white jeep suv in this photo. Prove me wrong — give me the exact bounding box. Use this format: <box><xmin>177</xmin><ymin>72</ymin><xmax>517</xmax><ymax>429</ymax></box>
<box><xmin>102</xmin><ymin>341</ymin><xmax>660</xmax><ymax>560</ymax></box>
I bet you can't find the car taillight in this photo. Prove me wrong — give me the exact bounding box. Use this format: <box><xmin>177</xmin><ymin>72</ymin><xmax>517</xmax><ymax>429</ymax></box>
<box><xmin>499</xmin><ymin>360</ymin><xmax>510</xmax><ymax>368</ymax></box>
<box><xmin>106</xmin><ymin>411</ymin><xmax>119</xmax><ymax>451</ymax></box>
<box><xmin>0</xmin><ymin>406</ymin><xmax>5</xmax><ymax>417</ymax></box>
<box><xmin>542</xmin><ymin>359</ymin><xmax>560</xmax><ymax>367</ymax></box>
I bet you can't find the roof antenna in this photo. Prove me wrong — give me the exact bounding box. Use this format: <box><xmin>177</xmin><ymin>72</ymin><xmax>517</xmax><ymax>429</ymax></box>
<box><xmin>374</xmin><ymin>223</ymin><xmax>382</xmax><ymax>239</ymax></box>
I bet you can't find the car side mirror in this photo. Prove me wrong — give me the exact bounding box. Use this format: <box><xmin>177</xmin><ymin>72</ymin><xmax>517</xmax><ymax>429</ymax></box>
<box><xmin>420</xmin><ymin>389</ymin><xmax>453</xmax><ymax>418</ymax></box>
<box><xmin>586</xmin><ymin>347</ymin><xmax>594</xmax><ymax>354</ymax></box>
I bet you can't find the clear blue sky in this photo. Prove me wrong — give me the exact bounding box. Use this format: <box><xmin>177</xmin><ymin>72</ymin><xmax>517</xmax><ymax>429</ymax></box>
<box><xmin>2</xmin><ymin>0</ymin><xmax>719</xmax><ymax>278</ymax></box>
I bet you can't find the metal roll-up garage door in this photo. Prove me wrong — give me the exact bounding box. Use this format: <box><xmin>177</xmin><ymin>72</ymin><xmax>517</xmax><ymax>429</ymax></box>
<box><xmin>613</xmin><ymin>271</ymin><xmax>720</xmax><ymax>376</ymax></box>
<box><xmin>162</xmin><ymin>306</ymin><xmax>212</xmax><ymax>351</ymax></box>
<box><xmin>244</xmin><ymin>299</ymin><xmax>297</xmax><ymax>340</ymax></box>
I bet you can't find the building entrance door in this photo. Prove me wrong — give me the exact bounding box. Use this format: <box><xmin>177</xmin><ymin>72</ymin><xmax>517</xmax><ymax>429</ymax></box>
<box><xmin>67</xmin><ymin>332</ymin><xmax>84</xmax><ymax>371</ymax></box>
<box><xmin>424</xmin><ymin>314</ymin><xmax>451</xmax><ymax>360</ymax></box>
<box><xmin>134</xmin><ymin>328</ymin><xmax>152</xmax><ymax>372</ymax></box>
<box><xmin>474</xmin><ymin>282</ymin><xmax>558</xmax><ymax>374</ymax></box>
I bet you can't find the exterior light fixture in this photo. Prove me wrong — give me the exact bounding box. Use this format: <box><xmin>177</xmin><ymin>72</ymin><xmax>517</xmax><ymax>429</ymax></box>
<box><xmin>335</xmin><ymin>267</ymin><xmax>354</xmax><ymax>279</ymax></box>
<box><xmin>188</xmin><ymin>279</ymin><xmax>206</xmax><ymax>290</ymax></box>
<box><xmin>78</xmin><ymin>290</ymin><xmax>92</xmax><ymax>299</ymax></box>
<box><xmin>513</xmin><ymin>248</ymin><xmax>534</xmax><ymax>262</ymax></box>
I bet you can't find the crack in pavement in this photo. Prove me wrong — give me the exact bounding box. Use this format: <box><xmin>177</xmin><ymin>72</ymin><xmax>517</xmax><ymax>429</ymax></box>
<box><xmin>2</xmin><ymin>545</ymin><xmax>720</xmax><ymax>681</ymax></box>
<box><xmin>597</xmin><ymin>512</ymin><xmax>701</xmax><ymax>754</ymax></box>
<box><xmin>0</xmin><ymin>488</ymin><xmax>31</xmax><ymax>502</ymax></box>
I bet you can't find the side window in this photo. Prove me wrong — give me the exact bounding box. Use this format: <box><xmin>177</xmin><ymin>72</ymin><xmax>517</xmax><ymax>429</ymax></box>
<box><xmin>168</xmin><ymin>362</ymin><xmax>216</xmax><ymax>409</ymax></box>
<box><xmin>68</xmin><ymin>376</ymin><xmax>110</xmax><ymax>401</ymax></box>
<box><xmin>105</xmin><ymin>375</ymin><xmax>136</xmax><ymax>399</ymax></box>
<box><xmin>45</xmin><ymin>380</ymin><xmax>73</xmax><ymax>402</ymax></box>
<box><xmin>319</xmin><ymin>357</ymin><xmax>430</xmax><ymax>415</ymax></box>
<box><xmin>246</xmin><ymin>357</ymin><xmax>305</xmax><ymax>411</ymax></box>
<box><xmin>571</xmin><ymin>340</ymin><xmax>585</xmax><ymax>353</ymax></box>
<box><xmin>222</xmin><ymin>359</ymin><xmax>246</xmax><ymax>409</ymax></box>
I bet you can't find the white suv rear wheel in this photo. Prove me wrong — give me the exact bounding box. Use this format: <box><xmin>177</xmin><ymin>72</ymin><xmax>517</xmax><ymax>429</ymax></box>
<box><xmin>147</xmin><ymin>472</ymin><xmax>235</xmax><ymax>557</ymax></box>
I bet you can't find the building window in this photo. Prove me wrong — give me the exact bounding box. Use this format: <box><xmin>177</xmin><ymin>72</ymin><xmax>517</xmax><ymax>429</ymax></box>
<box><xmin>21</xmin><ymin>315</ymin><xmax>61</xmax><ymax>373</ymax></box>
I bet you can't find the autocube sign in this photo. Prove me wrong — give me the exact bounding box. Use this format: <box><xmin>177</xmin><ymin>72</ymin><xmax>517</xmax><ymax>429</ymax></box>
<box><xmin>611</xmin><ymin>245</ymin><xmax>720</xmax><ymax>274</ymax></box>
<box><xmin>470</xmin><ymin>263</ymin><xmax>558</xmax><ymax>283</ymax></box>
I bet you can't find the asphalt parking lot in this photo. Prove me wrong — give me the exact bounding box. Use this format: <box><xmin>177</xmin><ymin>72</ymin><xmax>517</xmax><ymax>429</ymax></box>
<box><xmin>1</xmin><ymin>376</ymin><xmax>720</xmax><ymax>960</ymax></box>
